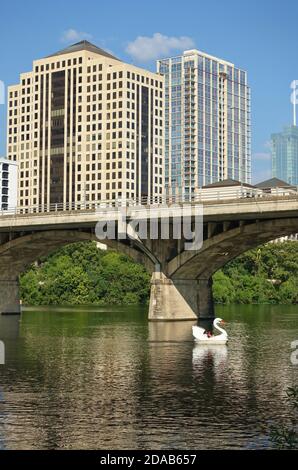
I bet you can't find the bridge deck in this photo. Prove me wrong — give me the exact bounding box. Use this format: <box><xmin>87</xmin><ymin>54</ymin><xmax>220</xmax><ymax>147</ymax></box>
<box><xmin>0</xmin><ymin>195</ymin><xmax>297</xmax><ymax>232</ymax></box>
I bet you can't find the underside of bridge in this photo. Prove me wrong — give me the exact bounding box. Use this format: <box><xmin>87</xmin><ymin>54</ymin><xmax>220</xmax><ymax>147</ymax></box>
<box><xmin>0</xmin><ymin>216</ymin><xmax>297</xmax><ymax>319</ymax></box>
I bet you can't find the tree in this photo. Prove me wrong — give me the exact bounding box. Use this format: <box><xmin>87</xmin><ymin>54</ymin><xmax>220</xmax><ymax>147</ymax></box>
<box><xmin>20</xmin><ymin>241</ymin><xmax>298</xmax><ymax>306</ymax></box>
<box><xmin>214</xmin><ymin>242</ymin><xmax>298</xmax><ymax>305</ymax></box>
<box><xmin>20</xmin><ymin>242</ymin><xmax>151</xmax><ymax>306</ymax></box>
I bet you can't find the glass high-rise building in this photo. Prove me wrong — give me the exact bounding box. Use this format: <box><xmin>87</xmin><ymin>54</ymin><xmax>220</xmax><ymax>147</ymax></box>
<box><xmin>157</xmin><ymin>49</ymin><xmax>251</xmax><ymax>195</ymax></box>
<box><xmin>271</xmin><ymin>125</ymin><xmax>298</xmax><ymax>185</ymax></box>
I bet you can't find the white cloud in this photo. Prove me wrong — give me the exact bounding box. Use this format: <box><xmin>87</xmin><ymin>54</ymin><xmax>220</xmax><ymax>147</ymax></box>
<box><xmin>252</xmin><ymin>152</ymin><xmax>271</xmax><ymax>161</ymax></box>
<box><xmin>61</xmin><ymin>29</ymin><xmax>92</xmax><ymax>44</ymax></box>
<box><xmin>126</xmin><ymin>33</ymin><xmax>195</xmax><ymax>62</ymax></box>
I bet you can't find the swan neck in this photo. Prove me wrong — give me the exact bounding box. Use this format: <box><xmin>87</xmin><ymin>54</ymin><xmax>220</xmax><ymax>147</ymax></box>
<box><xmin>214</xmin><ymin>319</ymin><xmax>226</xmax><ymax>335</ymax></box>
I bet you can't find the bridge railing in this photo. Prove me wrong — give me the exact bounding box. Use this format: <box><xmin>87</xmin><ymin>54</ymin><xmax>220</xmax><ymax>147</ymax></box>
<box><xmin>0</xmin><ymin>187</ymin><xmax>298</xmax><ymax>218</ymax></box>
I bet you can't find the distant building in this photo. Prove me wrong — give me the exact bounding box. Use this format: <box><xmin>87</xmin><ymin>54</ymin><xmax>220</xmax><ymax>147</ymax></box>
<box><xmin>7</xmin><ymin>40</ymin><xmax>164</xmax><ymax>210</ymax></box>
<box><xmin>199</xmin><ymin>178</ymin><xmax>258</xmax><ymax>201</ymax></box>
<box><xmin>0</xmin><ymin>157</ymin><xmax>18</xmax><ymax>210</ymax></box>
<box><xmin>198</xmin><ymin>176</ymin><xmax>298</xmax><ymax>201</ymax></box>
<box><xmin>157</xmin><ymin>49</ymin><xmax>251</xmax><ymax>196</ymax></box>
<box><xmin>256</xmin><ymin>177</ymin><xmax>298</xmax><ymax>243</ymax></box>
<box><xmin>271</xmin><ymin>126</ymin><xmax>298</xmax><ymax>185</ymax></box>
<box><xmin>255</xmin><ymin>177</ymin><xmax>297</xmax><ymax>195</ymax></box>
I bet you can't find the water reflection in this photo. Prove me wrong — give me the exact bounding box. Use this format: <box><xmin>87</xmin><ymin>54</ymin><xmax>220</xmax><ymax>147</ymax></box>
<box><xmin>0</xmin><ymin>305</ymin><xmax>297</xmax><ymax>449</ymax></box>
<box><xmin>192</xmin><ymin>344</ymin><xmax>228</xmax><ymax>375</ymax></box>
<box><xmin>0</xmin><ymin>314</ymin><xmax>20</xmax><ymax>339</ymax></box>
<box><xmin>148</xmin><ymin>320</ymin><xmax>195</xmax><ymax>343</ymax></box>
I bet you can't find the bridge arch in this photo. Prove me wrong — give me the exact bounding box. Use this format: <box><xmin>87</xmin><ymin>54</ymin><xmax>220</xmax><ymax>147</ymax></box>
<box><xmin>0</xmin><ymin>229</ymin><xmax>155</xmax><ymax>280</ymax></box>
<box><xmin>0</xmin><ymin>229</ymin><xmax>155</xmax><ymax>314</ymax></box>
<box><xmin>168</xmin><ymin>217</ymin><xmax>298</xmax><ymax>279</ymax></box>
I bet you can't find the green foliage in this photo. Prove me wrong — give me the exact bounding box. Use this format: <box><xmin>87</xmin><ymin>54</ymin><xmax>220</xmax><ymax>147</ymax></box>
<box><xmin>20</xmin><ymin>242</ymin><xmax>151</xmax><ymax>306</ymax></box>
<box><xmin>213</xmin><ymin>242</ymin><xmax>298</xmax><ymax>305</ymax></box>
<box><xmin>20</xmin><ymin>241</ymin><xmax>298</xmax><ymax>306</ymax></box>
<box><xmin>212</xmin><ymin>271</ymin><xmax>235</xmax><ymax>303</ymax></box>
<box><xmin>270</xmin><ymin>386</ymin><xmax>298</xmax><ymax>449</ymax></box>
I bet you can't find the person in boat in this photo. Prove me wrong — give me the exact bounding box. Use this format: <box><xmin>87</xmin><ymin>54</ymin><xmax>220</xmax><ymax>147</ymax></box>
<box><xmin>203</xmin><ymin>330</ymin><xmax>213</xmax><ymax>338</ymax></box>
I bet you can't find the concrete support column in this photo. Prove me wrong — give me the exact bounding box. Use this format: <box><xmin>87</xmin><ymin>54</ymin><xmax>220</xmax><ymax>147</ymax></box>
<box><xmin>197</xmin><ymin>278</ymin><xmax>215</xmax><ymax>319</ymax></box>
<box><xmin>149</xmin><ymin>273</ymin><xmax>216</xmax><ymax>321</ymax></box>
<box><xmin>149</xmin><ymin>272</ymin><xmax>198</xmax><ymax>321</ymax></box>
<box><xmin>0</xmin><ymin>280</ymin><xmax>21</xmax><ymax>315</ymax></box>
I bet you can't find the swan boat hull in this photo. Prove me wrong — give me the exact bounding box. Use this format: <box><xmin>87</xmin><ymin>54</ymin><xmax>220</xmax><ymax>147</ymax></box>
<box><xmin>193</xmin><ymin>338</ymin><xmax>227</xmax><ymax>345</ymax></box>
<box><xmin>192</xmin><ymin>323</ymin><xmax>228</xmax><ymax>345</ymax></box>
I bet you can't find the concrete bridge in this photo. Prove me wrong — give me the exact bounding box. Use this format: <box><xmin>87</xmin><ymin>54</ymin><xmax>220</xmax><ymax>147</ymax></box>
<box><xmin>0</xmin><ymin>193</ymin><xmax>298</xmax><ymax>320</ymax></box>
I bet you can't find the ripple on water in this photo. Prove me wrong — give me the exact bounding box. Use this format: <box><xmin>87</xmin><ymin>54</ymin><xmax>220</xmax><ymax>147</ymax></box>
<box><xmin>0</xmin><ymin>304</ymin><xmax>297</xmax><ymax>449</ymax></box>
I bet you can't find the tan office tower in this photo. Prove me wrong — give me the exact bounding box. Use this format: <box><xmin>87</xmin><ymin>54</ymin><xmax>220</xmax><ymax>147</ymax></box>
<box><xmin>7</xmin><ymin>41</ymin><xmax>164</xmax><ymax>209</ymax></box>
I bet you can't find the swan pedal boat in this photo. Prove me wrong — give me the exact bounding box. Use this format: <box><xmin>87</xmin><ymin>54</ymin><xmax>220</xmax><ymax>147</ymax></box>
<box><xmin>192</xmin><ymin>318</ymin><xmax>228</xmax><ymax>345</ymax></box>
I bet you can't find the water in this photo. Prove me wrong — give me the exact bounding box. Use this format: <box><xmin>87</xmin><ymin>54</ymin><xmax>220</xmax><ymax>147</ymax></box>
<box><xmin>0</xmin><ymin>304</ymin><xmax>297</xmax><ymax>450</ymax></box>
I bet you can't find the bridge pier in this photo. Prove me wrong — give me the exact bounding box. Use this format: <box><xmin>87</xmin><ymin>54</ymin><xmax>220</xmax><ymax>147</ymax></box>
<box><xmin>148</xmin><ymin>272</ymin><xmax>215</xmax><ymax>321</ymax></box>
<box><xmin>197</xmin><ymin>278</ymin><xmax>215</xmax><ymax>319</ymax></box>
<box><xmin>0</xmin><ymin>280</ymin><xmax>21</xmax><ymax>315</ymax></box>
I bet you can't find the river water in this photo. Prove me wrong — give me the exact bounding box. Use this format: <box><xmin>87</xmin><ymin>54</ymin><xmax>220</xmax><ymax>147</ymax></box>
<box><xmin>0</xmin><ymin>304</ymin><xmax>297</xmax><ymax>450</ymax></box>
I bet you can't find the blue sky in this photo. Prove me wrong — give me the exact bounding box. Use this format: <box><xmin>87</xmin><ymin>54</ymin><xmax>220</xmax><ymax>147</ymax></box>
<box><xmin>0</xmin><ymin>0</ymin><xmax>297</xmax><ymax>182</ymax></box>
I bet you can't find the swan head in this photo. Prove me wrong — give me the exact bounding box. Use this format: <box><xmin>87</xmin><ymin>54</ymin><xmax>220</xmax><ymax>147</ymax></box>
<box><xmin>214</xmin><ymin>318</ymin><xmax>225</xmax><ymax>325</ymax></box>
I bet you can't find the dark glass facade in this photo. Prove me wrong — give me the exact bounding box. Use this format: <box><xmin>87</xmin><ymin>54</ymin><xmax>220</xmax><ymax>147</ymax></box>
<box><xmin>50</xmin><ymin>71</ymin><xmax>65</xmax><ymax>205</ymax></box>
<box><xmin>141</xmin><ymin>86</ymin><xmax>149</xmax><ymax>197</ymax></box>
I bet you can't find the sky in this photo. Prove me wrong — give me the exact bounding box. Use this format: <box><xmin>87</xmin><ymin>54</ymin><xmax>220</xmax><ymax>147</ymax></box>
<box><xmin>0</xmin><ymin>0</ymin><xmax>298</xmax><ymax>183</ymax></box>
